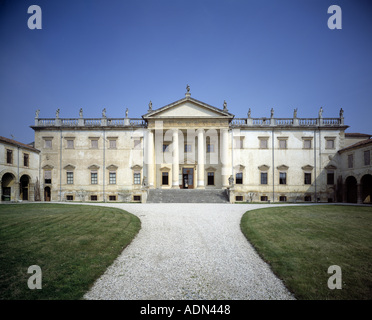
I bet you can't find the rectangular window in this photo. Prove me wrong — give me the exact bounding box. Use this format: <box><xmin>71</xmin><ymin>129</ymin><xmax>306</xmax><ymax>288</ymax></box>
<box><xmin>66</xmin><ymin>139</ymin><xmax>74</xmax><ymax>149</ymax></box>
<box><xmin>348</xmin><ymin>154</ymin><xmax>353</xmax><ymax>168</ymax></box>
<box><xmin>279</xmin><ymin>139</ymin><xmax>287</xmax><ymax>149</ymax></box>
<box><xmin>109</xmin><ymin>195</ymin><xmax>116</xmax><ymax>201</ymax></box>
<box><xmin>235</xmin><ymin>138</ymin><xmax>244</xmax><ymax>149</ymax></box>
<box><xmin>23</xmin><ymin>154</ymin><xmax>29</xmax><ymax>167</ymax></box>
<box><xmin>184</xmin><ymin>144</ymin><xmax>192</xmax><ymax>152</ymax></box>
<box><xmin>207</xmin><ymin>172</ymin><xmax>215</xmax><ymax>185</ymax></box>
<box><xmin>91</xmin><ymin>139</ymin><xmax>98</xmax><ymax>149</ymax></box>
<box><xmin>91</xmin><ymin>172</ymin><xmax>98</xmax><ymax>184</ymax></box>
<box><xmin>260</xmin><ymin>139</ymin><xmax>268</xmax><ymax>149</ymax></box>
<box><xmin>44</xmin><ymin>170</ymin><xmax>52</xmax><ymax>184</ymax></box>
<box><xmin>261</xmin><ymin>196</ymin><xmax>268</xmax><ymax>202</ymax></box>
<box><xmin>327</xmin><ymin>171</ymin><xmax>335</xmax><ymax>185</ymax></box>
<box><xmin>235</xmin><ymin>196</ymin><xmax>243</xmax><ymax>202</ymax></box>
<box><xmin>163</xmin><ymin>144</ymin><xmax>169</xmax><ymax>152</ymax></box>
<box><xmin>279</xmin><ymin>196</ymin><xmax>287</xmax><ymax>202</ymax></box>
<box><xmin>6</xmin><ymin>149</ymin><xmax>13</xmax><ymax>164</ymax></box>
<box><xmin>261</xmin><ymin>172</ymin><xmax>268</xmax><ymax>185</ymax></box>
<box><xmin>134</xmin><ymin>172</ymin><xmax>141</xmax><ymax>184</ymax></box>
<box><xmin>67</xmin><ymin>172</ymin><xmax>74</xmax><ymax>184</ymax></box>
<box><xmin>207</xmin><ymin>144</ymin><xmax>214</xmax><ymax>153</ymax></box>
<box><xmin>364</xmin><ymin>150</ymin><xmax>370</xmax><ymax>166</ymax></box>
<box><xmin>109</xmin><ymin>140</ymin><xmax>117</xmax><ymax>149</ymax></box>
<box><xmin>304</xmin><ymin>173</ymin><xmax>312</xmax><ymax>185</ymax></box>
<box><xmin>279</xmin><ymin>172</ymin><xmax>287</xmax><ymax>185</ymax></box>
<box><xmin>162</xmin><ymin>172</ymin><xmax>169</xmax><ymax>185</ymax></box>
<box><xmin>326</xmin><ymin>139</ymin><xmax>335</xmax><ymax>149</ymax></box>
<box><xmin>44</xmin><ymin>140</ymin><xmax>52</xmax><ymax>149</ymax></box>
<box><xmin>303</xmin><ymin>139</ymin><xmax>312</xmax><ymax>149</ymax></box>
<box><xmin>109</xmin><ymin>172</ymin><xmax>116</xmax><ymax>184</ymax></box>
<box><xmin>304</xmin><ymin>195</ymin><xmax>312</xmax><ymax>202</ymax></box>
<box><xmin>133</xmin><ymin>195</ymin><xmax>141</xmax><ymax>201</ymax></box>
<box><xmin>66</xmin><ymin>195</ymin><xmax>73</xmax><ymax>201</ymax></box>
<box><xmin>90</xmin><ymin>195</ymin><xmax>98</xmax><ymax>201</ymax></box>
<box><xmin>236</xmin><ymin>172</ymin><xmax>243</xmax><ymax>184</ymax></box>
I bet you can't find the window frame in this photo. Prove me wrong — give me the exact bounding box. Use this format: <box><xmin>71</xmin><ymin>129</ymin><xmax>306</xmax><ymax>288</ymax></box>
<box><xmin>91</xmin><ymin>171</ymin><xmax>98</xmax><ymax>184</ymax></box>
<box><xmin>6</xmin><ymin>149</ymin><xmax>13</xmax><ymax>164</ymax></box>
<box><xmin>304</xmin><ymin>172</ymin><xmax>312</xmax><ymax>185</ymax></box>
<box><xmin>66</xmin><ymin>171</ymin><xmax>74</xmax><ymax>185</ymax></box>
<box><xmin>279</xmin><ymin>172</ymin><xmax>287</xmax><ymax>185</ymax></box>
<box><xmin>133</xmin><ymin>172</ymin><xmax>141</xmax><ymax>185</ymax></box>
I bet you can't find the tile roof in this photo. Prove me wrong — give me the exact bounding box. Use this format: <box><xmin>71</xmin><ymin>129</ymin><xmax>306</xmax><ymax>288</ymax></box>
<box><xmin>338</xmin><ymin>138</ymin><xmax>372</xmax><ymax>153</ymax></box>
<box><xmin>345</xmin><ymin>132</ymin><xmax>372</xmax><ymax>138</ymax></box>
<box><xmin>0</xmin><ymin>136</ymin><xmax>40</xmax><ymax>152</ymax></box>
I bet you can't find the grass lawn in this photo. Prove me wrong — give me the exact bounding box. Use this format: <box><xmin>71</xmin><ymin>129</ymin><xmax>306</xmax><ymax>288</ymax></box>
<box><xmin>240</xmin><ymin>205</ymin><xmax>372</xmax><ymax>300</ymax></box>
<box><xmin>0</xmin><ymin>203</ymin><xmax>141</xmax><ymax>300</ymax></box>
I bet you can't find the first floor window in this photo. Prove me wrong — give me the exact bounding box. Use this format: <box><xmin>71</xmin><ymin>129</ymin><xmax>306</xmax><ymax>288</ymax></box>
<box><xmin>303</xmin><ymin>139</ymin><xmax>312</xmax><ymax>149</ymax></box>
<box><xmin>91</xmin><ymin>171</ymin><xmax>98</xmax><ymax>184</ymax></box>
<box><xmin>304</xmin><ymin>173</ymin><xmax>312</xmax><ymax>185</ymax></box>
<box><xmin>66</xmin><ymin>139</ymin><xmax>74</xmax><ymax>149</ymax></box>
<box><xmin>162</xmin><ymin>172</ymin><xmax>169</xmax><ymax>185</ymax></box>
<box><xmin>260</xmin><ymin>139</ymin><xmax>268</xmax><ymax>149</ymax></box>
<box><xmin>109</xmin><ymin>139</ymin><xmax>117</xmax><ymax>149</ymax></box>
<box><xmin>109</xmin><ymin>172</ymin><xmax>116</xmax><ymax>184</ymax></box>
<box><xmin>279</xmin><ymin>139</ymin><xmax>287</xmax><ymax>149</ymax></box>
<box><xmin>6</xmin><ymin>149</ymin><xmax>13</xmax><ymax>164</ymax></box>
<box><xmin>207</xmin><ymin>144</ymin><xmax>214</xmax><ymax>153</ymax></box>
<box><xmin>236</xmin><ymin>172</ymin><xmax>243</xmax><ymax>184</ymax></box>
<box><xmin>348</xmin><ymin>154</ymin><xmax>353</xmax><ymax>168</ymax></box>
<box><xmin>326</xmin><ymin>139</ymin><xmax>335</xmax><ymax>149</ymax></box>
<box><xmin>261</xmin><ymin>172</ymin><xmax>268</xmax><ymax>185</ymax></box>
<box><xmin>134</xmin><ymin>172</ymin><xmax>141</xmax><ymax>184</ymax></box>
<box><xmin>67</xmin><ymin>172</ymin><xmax>74</xmax><ymax>184</ymax></box>
<box><xmin>184</xmin><ymin>144</ymin><xmax>192</xmax><ymax>152</ymax></box>
<box><xmin>23</xmin><ymin>154</ymin><xmax>29</xmax><ymax>167</ymax></box>
<box><xmin>207</xmin><ymin>172</ymin><xmax>214</xmax><ymax>185</ymax></box>
<box><xmin>279</xmin><ymin>172</ymin><xmax>287</xmax><ymax>185</ymax></box>
<box><xmin>364</xmin><ymin>150</ymin><xmax>370</xmax><ymax>166</ymax></box>
<box><xmin>91</xmin><ymin>139</ymin><xmax>98</xmax><ymax>149</ymax></box>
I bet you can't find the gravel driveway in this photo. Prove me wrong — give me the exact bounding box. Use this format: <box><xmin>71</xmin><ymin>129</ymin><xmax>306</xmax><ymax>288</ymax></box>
<box><xmin>83</xmin><ymin>203</ymin><xmax>295</xmax><ymax>300</ymax></box>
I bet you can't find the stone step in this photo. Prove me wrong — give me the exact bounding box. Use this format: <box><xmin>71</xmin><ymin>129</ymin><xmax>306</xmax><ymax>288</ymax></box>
<box><xmin>147</xmin><ymin>189</ymin><xmax>229</xmax><ymax>203</ymax></box>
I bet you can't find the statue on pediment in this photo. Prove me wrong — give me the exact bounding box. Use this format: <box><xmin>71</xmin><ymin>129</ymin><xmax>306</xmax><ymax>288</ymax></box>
<box><xmin>293</xmin><ymin>108</ymin><xmax>298</xmax><ymax>118</ymax></box>
<box><xmin>56</xmin><ymin>109</ymin><xmax>60</xmax><ymax>118</ymax></box>
<box><xmin>125</xmin><ymin>108</ymin><xmax>129</xmax><ymax>118</ymax></box>
<box><xmin>339</xmin><ymin>108</ymin><xmax>344</xmax><ymax>118</ymax></box>
<box><xmin>319</xmin><ymin>107</ymin><xmax>323</xmax><ymax>118</ymax></box>
<box><xmin>247</xmin><ymin>108</ymin><xmax>251</xmax><ymax>118</ymax></box>
<box><xmin>148</xmin><ymin>101</ymin><xmax>152</xmax><ymax>111</ymax></box>
<box><xmin>102</xmin><ymin>108</ymin><xmax>106</xmax><ymax>118</ymax></box>
<box><xmin>270</xmin><ymin>108</ymin><xmax>274</xmax><ymax>118</ymax></box>
<box><xmin>186</xmin><ymin>84</ymin><xmax>190</xmax><ymax>93</ymax></box>
<box><xmin>223</xmin><ymin>100</ymin><xmax>227</xmax><ymax>111</ymax></box>
<box><xmin>35</xmin><ymin>109</ymin><xmax>40</xmax><ymax>118</ymax></box>
<box><xmin>79</xmin><ymin>108</ymin><xmax>83</xmax><ymax>118</ymax></box>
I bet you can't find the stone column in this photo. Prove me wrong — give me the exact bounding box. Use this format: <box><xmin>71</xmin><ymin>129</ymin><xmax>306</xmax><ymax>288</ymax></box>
<box><xmin>146</xmin><ymin>130</ymin><xmax>154</xmax><ymax>188</ymax></box>
<box><xmin>221</xmin><ymin>128</ymin><xmax>229</xmax><ymax>188</ymax></box>
<box><xmin>172</xmin><ymin>129</ymin><xmax>180</xmax><ymax>188</ymax></box>
<box><xmin>197</xmin><ymin>129</ymin><xmax>205</xmax><ymax>189</ymax></box>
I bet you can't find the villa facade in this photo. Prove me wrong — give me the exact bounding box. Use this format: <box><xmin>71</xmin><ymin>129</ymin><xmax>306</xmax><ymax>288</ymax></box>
<box><xmin>1</xmin><ymin>88</ymin><xmax>371</xmax><ymax>203</ymax></box>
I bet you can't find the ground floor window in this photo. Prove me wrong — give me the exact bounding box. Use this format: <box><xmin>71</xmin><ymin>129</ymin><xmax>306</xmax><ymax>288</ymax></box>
<box><xmin>207</xmin><ymin>172</ymin><xmax>214</xmax><ymax>185</ymax></box>
<box><xmin>90</xmin><ymin>195</ymin><xmax>97</xmax><ymax>201</ymax></box>
<box><xmin>66</xmin><ymin>195</ymin><xmax>73</xmax><ymax>201</ymax></box>
<box><xmin>235</xmin><ymin>195</ymin><xmax>243</xmax><ymax>201</ymax></box>
<box><xmin>109</xmin><ymin>195</ymin><xmax>116</xmax><ymax>201</ymax></box>
<box><xmin>261</xmin><ymin>196</ymin><xmax>268</xmax><ymax>201</ymax></box>
<box><xmin>279</xmin><ymin>195</ymin><xmax>287</xmax><ymax>202</ymax></box>
<box><xmin>133</xmin><ymin>195</ymin><xmax>141</xmax><ymax>201</ymax></box>
<box><xmin>304</xmin><ymin>195</ymin><xmax>312</xmax><ymax>202</ymax></box>
<box><xmin>162</xmin><ymin>172</ymin><xmax>169</xmax><ymax>185</ymax></box>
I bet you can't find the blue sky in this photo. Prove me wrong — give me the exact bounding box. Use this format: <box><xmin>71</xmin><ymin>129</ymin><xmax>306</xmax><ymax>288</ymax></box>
<box><xmin>0</xmin><ymin>0</ymin><xmax>371</xmax><ymax>143</ymax></box>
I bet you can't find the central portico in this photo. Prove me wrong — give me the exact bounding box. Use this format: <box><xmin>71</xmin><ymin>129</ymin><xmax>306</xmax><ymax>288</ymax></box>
<box><xmin>142</xmin><ymin>88</ymin><xmax>234</xmax><ymax>190</ymax></box>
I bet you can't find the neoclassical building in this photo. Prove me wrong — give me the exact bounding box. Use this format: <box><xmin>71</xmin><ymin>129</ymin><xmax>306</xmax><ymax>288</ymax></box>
<box><xmin>1</xmin><ymin>88</ymin><xmax>371</xmax><ymax>203</ymax></box>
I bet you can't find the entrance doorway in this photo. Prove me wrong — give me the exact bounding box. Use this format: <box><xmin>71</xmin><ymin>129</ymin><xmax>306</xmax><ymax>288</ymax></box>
<box><xmin>44</xmin><ymin>187</ymin><xmax>51</xmax><ymax>201</ymax></box>
<box><xmin>182</xmin><ymin>168</ymin><xmax>194</xmax><ymax>189</ymax></box>
<box><xmin>1</xmin><ymin>172</ymin><xmax>15</xmax><ymax>201</ymax></box>
<box><xmin>345</xmin><ymin>176</ymin><xmax>357</xmax><ymax>203</ymax></box>
<box><xmin>20</xmin><ymin>175</ymin><xmax>30</xmax><ymax>201</ymax></box>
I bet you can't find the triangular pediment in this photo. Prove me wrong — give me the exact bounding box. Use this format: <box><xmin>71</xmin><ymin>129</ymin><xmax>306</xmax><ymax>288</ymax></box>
<box><xmin>143</xmin><ymin>97</ymin><xmax>234</xmax><ymax>120</ymax></box>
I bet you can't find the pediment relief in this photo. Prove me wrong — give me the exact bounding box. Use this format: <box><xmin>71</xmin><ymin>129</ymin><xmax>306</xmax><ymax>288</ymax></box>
<box><xmin>106</xmin><ymin>164</ymin><xmax>118</xmax><ymax>171</ymax></box>
<box><xmin>143</xmin><ymin>97</ymin><xmax>234</xmax><ymax>119</ymax></box>
<box><xmin>277</xmin><ymin>164</ymin><xmax>289</xmax><ymax>171</ymax></box>
<box><xmin>160</xmin><ymin>166</ymin><xmax>171</xmax><ymax>172</ymax></box>
<box><xmin>301</xmin><ymin>165</ymin><xmax>314</xmax><ymax>171</ymax></box>
<box><xmin>325</xmin><ymin>164</ymin><xmax>337</xmax><ymax>170</ymax></box>
<box><xmin>234</xmin><ymin>164</ymin><xmax>245</xmax><ymax>172</ymax></box>
<box><xmin>131</xmin><ymin>165</ymin><xmax>142</xmax><ymax>170</ymax></box>
<box><xmin>88</xmin><ymin>164</ymin><xmax>100</xmax><ymax>170</ymax></box>
<box><xmin>258</xmin><ymin>164</ymin><xmax>270</xmax><ymax>171</ymax></box>
<box><xmin>42</xmin><ymin>164</ymin><xmax>54</xmax><ymax>170</ymax></box>
<box><xmin>63</xmin><ymin>164</ymin><xmax>76</xmax><ymax>170</ymax></box>
<box><xmin>205</xmin><ymin>166</ymin><xmax>217</xmax><ymax>172</ymax></box>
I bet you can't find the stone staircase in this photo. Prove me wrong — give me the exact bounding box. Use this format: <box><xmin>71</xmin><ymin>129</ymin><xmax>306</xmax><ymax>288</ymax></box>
<box><xmin>146</xmin><ymin>189</ymin><xmax>229</xmax><ymax>203</ymax></box>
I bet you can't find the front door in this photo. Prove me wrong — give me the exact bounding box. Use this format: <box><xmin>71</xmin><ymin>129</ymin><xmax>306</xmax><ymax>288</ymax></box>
<box><xmin>44</xmin><ymin>187</ymin><xmax>51</xmax><ymax>201</ymax></box>
<box><xmin>182</xmin><ymin>168</ymin><xmax>194</xmax><ymax>189</ymax></box>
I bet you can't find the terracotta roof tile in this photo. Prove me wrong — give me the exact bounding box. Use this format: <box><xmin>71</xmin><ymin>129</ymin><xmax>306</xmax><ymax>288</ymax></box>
<box><xmin>0</xmin><ymin>136</ymin><xmax>40</xmax><ymax>152</ymax></box>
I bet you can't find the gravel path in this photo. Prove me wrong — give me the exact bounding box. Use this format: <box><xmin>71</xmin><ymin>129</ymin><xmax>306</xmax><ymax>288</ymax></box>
<box><xmin>83</xmin><ymin>203</ymin><xmax>295</xmax><ymax>300</ymax></box>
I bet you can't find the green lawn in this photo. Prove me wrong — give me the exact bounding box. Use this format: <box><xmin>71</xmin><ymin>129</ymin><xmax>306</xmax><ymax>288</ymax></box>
<box><xmin>0</xmin><ymin>203</ymin><xmax>141</xmax><ymax>300</ymax></box>
<box><xmin>240</xmin><ymin>205</ymin><xmax>372</xmax><ymax>300</ymax></box>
